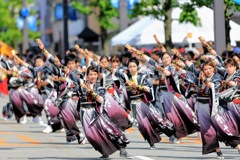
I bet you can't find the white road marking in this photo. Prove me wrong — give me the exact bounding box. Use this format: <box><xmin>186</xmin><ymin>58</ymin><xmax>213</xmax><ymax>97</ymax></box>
<box><xmin>135</xmin><ymin>156</ymin><xmax>155</xmax><ymax>160</ymax></box>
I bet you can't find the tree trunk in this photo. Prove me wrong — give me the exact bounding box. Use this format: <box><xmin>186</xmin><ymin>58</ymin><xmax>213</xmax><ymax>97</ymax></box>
<box><xmin>101</xmin><ymin>28</ymin><xmax>108</xmax><ymax>55</ymax></box>
<box><xmin>224</xmin><ymin>4</ymin><xmax>231</xmax><ymax>51</ymax></box>
<box><xmin>225</xmin><ymin>17</ymin><xmax>231</xmax><ymax>51</ymax></box>
<box><xmin>164</xmin><ymin>0</ymin><xmax>173</xmax><ymax>51</ymax></box>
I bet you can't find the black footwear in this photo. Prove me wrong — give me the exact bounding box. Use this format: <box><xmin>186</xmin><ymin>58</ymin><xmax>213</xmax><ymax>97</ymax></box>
<box><xmin>122</xmin><ymin>136</ymin><xmax>130</xmax><ymax>144</ymax></box>
<box><xmin>99</xmin><ymin>155</ymin><xmax>109</xmax><ymax>159</ymax></box>
<box><xmin>66</xmin><ymin>135</ymin><xmax>77</xmax><ymax>143</ymax></box>
<box><xmin>119</xmin><ymin>148</ymin><xmax>133</xmax><ymax>159</ymax></box>
<box><xmin>216</xmin><ymin>151</ymin><xmax>224</xmax><ymax>159</ymax></box>
<box><xmin>76</xmin><ymin>134</ymin><xmax>86</xmax><ymax>144</ymax></box>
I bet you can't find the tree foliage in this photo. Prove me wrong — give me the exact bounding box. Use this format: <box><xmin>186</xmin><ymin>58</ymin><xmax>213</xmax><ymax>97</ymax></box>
<box><xmin>71</xmin><ymin>0</ymin><xmax>119</xmax><ymax>53</ymax></box>
<box><xmin>0</xmin><ymin>0</ymin><xmax>22</xmax><ymax>47</ymax></box>
<box><xmin>224</xmin><ymin>0</ymin><xmax>240</xmax><ymax>47</ymax></box>
<box><xmin>131</xmin><ymin>0</ymin><xmax>212</xmax><ymax>25</ymax></box>
<box><xmin>130</xmin><ymin>0</ymin><xmax>178</xmax><ymax>20</ymax></box>
<box><xmin>72</xmin><ymin>0</ymin><xmax>119</xmax><ymax>30</ymax></box>
<box><xmin>0</xmin><ymin>0</ymin><xmax>41</xmax><ymax>48</ymax></box>
<box><xmin>132</xmin><ymin>1</ymin><xmax>220</xmax><ymax>49</ymax></box>
<box><xmin>131</xmin><ymin>0</ymin><xmax>240</xmax><ymax>50</ymax></box>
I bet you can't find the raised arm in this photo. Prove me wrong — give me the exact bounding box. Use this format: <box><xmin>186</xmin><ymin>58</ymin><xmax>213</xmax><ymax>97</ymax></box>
<box><xmin>153</xmin><ymin>34</ymin><xmax>167</xmax><ymax>52</ymax></box>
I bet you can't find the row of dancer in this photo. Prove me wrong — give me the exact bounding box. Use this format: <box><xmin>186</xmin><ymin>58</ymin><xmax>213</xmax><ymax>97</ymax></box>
<box><xmin>1</xmin><ymin>36</ymin><xmax>240</xmax><ymax>159</ymax></box>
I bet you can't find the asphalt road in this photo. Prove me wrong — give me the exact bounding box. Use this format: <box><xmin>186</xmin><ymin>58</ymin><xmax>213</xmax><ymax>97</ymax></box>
<box><xmin>0</xmin><ymin>95</ymin><xmax>239</xmax><ymax>160</ymax></box>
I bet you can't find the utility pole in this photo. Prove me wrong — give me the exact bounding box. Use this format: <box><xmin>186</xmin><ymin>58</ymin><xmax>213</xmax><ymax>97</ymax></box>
<box><xmin>63</xmin><ymin>0</ymin><xmax>69</xmax><ymax>58</ymax></box>
<box><xmin>22</xmin><ymin>0</ymin><xmax>29</xmax><ymax>54</ymax></box>
<box><xmin>119</xmin><ymin>0</ymin><xmax>128</xmax><ymax>31</ymax></box>
<box><xmin>39</xmin><ymin>0</ymin><xmax>47</xmax><ymax>45</ymax></box>
<box><xmin>214</xmin><ymin>0</ymin><xmax>226</xmax><ymax>54</ymax></box>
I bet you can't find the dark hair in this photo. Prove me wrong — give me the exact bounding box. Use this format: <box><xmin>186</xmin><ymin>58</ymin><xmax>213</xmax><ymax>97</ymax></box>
<box><xmin>86</xmin><ymin>66</ymin><xmax>98</xmax><ymax>75</ymax></box>
<box><xmin>123</xmin><ymin>51</ymin><xmax>132</xmax><ymax>58</ymax></box>
<box><xmin>76</xmin><ymin>58</ymin><xmax>80</xmax><ymax>63</ymax></box>
<box><xmin>127</xmin><ymin>57</ymin><xmax>139</xmax><ymax>67</ymax></box>
<box><xmin>100</xmin><ymin>55</ymin><xmax>109</xmax><ymax>62</ymax></box>
<box><xmin>221</xmin><ymin>50</ymin><xmax>229</xmax><ymax>61</ymax></box>
<box><xmin>230</xmin><ymin>53</ymin><xmax>240</xmax><ymax>59</ymax></box>
<box><xmin>69</xmin><ymin>48</ymin><xmax>77</xmax><ymax>53</ymax></box>
<box><xmin>34</xmin><ymin>55</ymin><xmax>44</xmax><ymax>61</ymax></box>
<box><xmin>152</xmin><ymin>50</ymin><xmax>162</xmax><ymax>57</ymax></box>
<box><xmin>110</xmin><ymin>54</ymin><xmax>121</xmax><ymax>62</ymax></box>
<box><xmin>34</xmin><ymin>55</ymin><xmax>44</xmax><ymax>65</ymax></box>
<box><xmin>227</xmin><ymin>51</ymin><xmax>234</xmax><ymax>58</ymax></box>
<box><xmin>187</xmin><ymin>51</ymin><xmax>194</xmax><ymax>59</ymax></box>
<box><xmin>64</xmin><ymin>53</ymin><xmax>77</xmax><ymax>65</ymax></box>
<box><xmin>224</xmin><ymin>58</ymin><xmax>239</xmax><ymax>70</ymax></box>
<box><xmin>143</xmin><ymin>51</ymin><xmax>150</xmax><ymax>57</ymax></box>
<box><xmin>201</xmin><ymin>59</ymin><xmax>217</xmax><ymax>72</ymax></box>
<box><xmin>160</xmin><ymin>52</ymin><xmax>172</xmax><ymax>59</ymax></box>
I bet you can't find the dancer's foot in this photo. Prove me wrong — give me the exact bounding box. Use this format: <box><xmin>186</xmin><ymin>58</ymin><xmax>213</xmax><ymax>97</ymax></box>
<box><xmin>42</xmin><ymin>125</ymin><xmax>53</xmax><ymax>134</ymax></box>
<box><xmin>77</xmin><ymin>134</ymin><xmax>86</xmax><ymax>145</ymax></box>
<box><xmin>120</xmin><ymin>148</ymin><xmax>133</xmax><ymax>159</ymax></box>
<box><xmin>32</xmin><ymin>116</ymin><xmax>44</xmax><ymax>125</ymax></box>
<box><xmin>150</xmin><ymin>145</ymin><xmax>156</xmax><ymax>150</ymax></box>
<box><xmin>216</xmin><ymin>151</ymin><xmax>224</xmax><ymax>159</ymax></box>
<box><xmin>121</xmin><ymin>136</ymin><xmax>130</xmax><ymax>144</ymax></box>
<box><xmin>127</xmin><ymin>114</ymin><xmax>134</xmax><ymax>123</ymax></box>
<box><xmin>66</xmin><ymin>135</ymin><xmax>77</xmax><ymax>143</ymax></box>
<box><xmin>20</xmin><ymin>115</ymin><xmax>27</xmax><ymax>124</ymax></box>
<box><xmin>99</xmin><ymin>155</ymin><xmax>109</xmax><ymax>159</ymax></box>
<box><xmin>169</xmin><ymin>135</ymin><xmax>180</xmax><ymax>144</ymax></box>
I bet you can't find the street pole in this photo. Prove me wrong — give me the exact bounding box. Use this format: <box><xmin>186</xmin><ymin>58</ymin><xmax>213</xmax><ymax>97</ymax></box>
<box><xmin>63</xmin><ymin>0</ymin><xmax>69</xmax><ymax>58</ymax></box>
<box><xmin>22</xmin><ymin>0</ymin><xmax>29</xmax><ymax>54</ymax></box>
<box><xmin>213</xmin><ymin>0</ymin><xmax>226</xmax><ymax>54</ymax></box>
<box><xmin>119</xmin><ymin>0</ymin><xmax>128</xmax><ymax>31</ymax></box>
<box><xmin>39</xmin><ymin>0</ymin><xmax>47</xmax><ymax>45</ymax></box>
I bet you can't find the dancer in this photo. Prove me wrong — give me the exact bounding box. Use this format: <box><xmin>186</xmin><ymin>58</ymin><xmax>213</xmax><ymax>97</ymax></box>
<box><xmin>211</xmin><ymin>58</ymin><xmax>240</xmax><ymax>154</ymax></box>
<box><xmin>78</xmin><ymin>66</ymin><xmax>132</xmax><ymax>159</ymax></box>
<box><xmin>34</xmin><ymin>55</ymin><xmax>64</xmax><ymax>133</ymax></box>
<box><xmin>128</xmin><ymin>46</ymin><xmax>199</xmax><ymax>143</ymax></box>
<box><xmin>184</xmin><ymin>58</ymin><xmax>224</xmax><ymax>159</ymax></box>
<box><xmin>115</xmin><ymin>57</ymin><xmax>175</xmax><ymax>149</ymax></box>
<box><xmin>37</xmin><ymin>40</ymin><xmax>85</xmax><ymax>143</ymax></box>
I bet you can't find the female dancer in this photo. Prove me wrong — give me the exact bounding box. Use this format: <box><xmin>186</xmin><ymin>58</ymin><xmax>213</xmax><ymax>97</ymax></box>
<box><xmin>7</xmin><ymin>55</ymin><xmax>44</xmax><ymax>124</ymax></box>
<box><xmin>95</xmin><ymin>55</ymin><xmax>132</xmax><ymax>130</ymax></box>
<box><xmin>81</xmin><ymin>50</ymin><xmax>134</xmax><ymax>130</ymax></box>
<box><xmin>78</xmin><ymin>66</ymin><xmax>132</xmax><ymax>159</ymax></box>
<box><xmin>129</xmin><ymin>47</ymin><xmax>199</xmax><ymax>143</ymax></box>
<box><xmin>185</xmin><ymin>58</ymin><xmax>224</xmax><ymax>159</ymax></box>
<box><xmin>55</xmin><ymin>53</ymin><xmax>85</xmax><ymax>144</ymax></box>
<box><xmin>35</xmin><ymin>56</ymin><xmax>64</xmax><ymax>133</ymax></box>
<box><xmin>211</xmin><ymin>58</ymin><xmax>240</xmax><ymax>153</ymax></box>
<box><xmin>115</xmin><ymin>57</ymin><xmax>175</xmax><ymax>149</ymax></box>
<box><xmin>36</xmin><ymin>40</ymin><xmax>84</xmax><ymax>143</ymax></box>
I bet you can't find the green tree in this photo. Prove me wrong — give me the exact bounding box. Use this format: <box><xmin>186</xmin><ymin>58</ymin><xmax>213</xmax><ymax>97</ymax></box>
<box><xmin>0</xmin><ymin>0</ymin><xmax>41</xmax><ymax>48</ymax></box>
<box><xmin>71</xmin><ymin>0</ymin><xmax>119</xmax><ymax>54</ymax></box>
<box><xmin>224</xmin><ymin>0</ymin><xmax>240</xmax><ymax>50</ymax></box>
<box><xmin>130</xmin><ymin>0</ymin><xmax>213</xmax><ymax>50</ymax></box>
<box><xmin>181</xmin><ymin>0</ymin><xmax>240</xmax><ymax>50</ymax></box>
<box><xmin>130</xmin><ymin>0</ymin><xmax>177</xmax><ymax>50</ymax></box>
<box><xmin>0</xmin><ymin>0</ymin><xmax>22</xmax><ymax>47</ymax></box>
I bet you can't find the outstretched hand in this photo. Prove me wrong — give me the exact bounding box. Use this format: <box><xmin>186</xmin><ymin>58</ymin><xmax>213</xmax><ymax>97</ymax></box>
<box><xmin>54</xmin><ymin>55</ymin><xmax>61</xmax><ymax>67</ymax></box>
<box><xmin>36</xmin><ymin>38</ymin><xmax>45</xmax><ymax>50</ymax></box>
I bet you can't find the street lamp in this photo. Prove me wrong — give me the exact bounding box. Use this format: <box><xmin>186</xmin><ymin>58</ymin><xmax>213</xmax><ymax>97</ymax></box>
<box><xmin>63</xmin><ymin>0</ymin><xmax>69</xmax><ymax>58</ymax></box>
<box><xmin>21</xmin><ymin>0</ymin><xmax>29</xmax><ymax>54</ymax></box>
